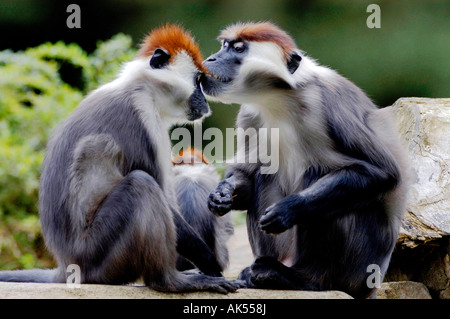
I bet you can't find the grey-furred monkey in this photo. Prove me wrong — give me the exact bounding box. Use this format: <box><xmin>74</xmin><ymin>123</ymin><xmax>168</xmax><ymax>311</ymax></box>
<box><xmin>0</xmin><ymin>25</ymin><xmax>241</xmax><ymax>293</ymax></box>
<box><xmin>201</xmin><ymin>22</ymin><xmax>410</xmax><ymax>298</ymax></box>
<box><xmin>172</xmin><ymin>148</ymin><xmax>233</xmax><ymax>272</ymax></box>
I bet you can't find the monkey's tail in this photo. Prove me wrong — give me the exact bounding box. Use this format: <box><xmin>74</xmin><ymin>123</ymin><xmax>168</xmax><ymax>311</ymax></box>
<box><xmin>0</xmin><ymin>268</ymin><xmax>61</xmax><ymax>283</ymax></box>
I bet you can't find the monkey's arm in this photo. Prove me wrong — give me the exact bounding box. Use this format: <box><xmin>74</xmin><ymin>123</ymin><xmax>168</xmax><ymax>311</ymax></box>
<box><xmin>172</xmin><ymin>210</ymin><xmax>223</xmax><ymax>277</ymax></box>
<box><xmin>208</xmin><ymin>168</ymin><xmax>253</xmax><ymax>216</ymax></box>
<box><xmin>260</xmin><ymin>160</ymin><xmax>399</xmax><ymax>234</ymax></box>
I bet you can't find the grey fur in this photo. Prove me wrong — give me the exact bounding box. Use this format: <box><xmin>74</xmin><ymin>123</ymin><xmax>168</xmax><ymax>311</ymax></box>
<box><xmin>173</xmin><ymin>164</ymin><xmax>233</xmax><ymax>271</ymax></box>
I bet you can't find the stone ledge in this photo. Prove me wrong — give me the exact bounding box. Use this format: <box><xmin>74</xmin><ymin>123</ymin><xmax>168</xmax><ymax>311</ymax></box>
<box><xmin>0</xmin><ymin>282</ymin><xmax>352</xmax><ymax>299</ymax></box>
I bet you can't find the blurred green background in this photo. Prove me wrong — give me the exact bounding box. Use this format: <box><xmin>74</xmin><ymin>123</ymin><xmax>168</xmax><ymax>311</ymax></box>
<box><xmin>0</xmin><ymin>0</ymin><xmax>449</xmax><ymax>269</ymax></box>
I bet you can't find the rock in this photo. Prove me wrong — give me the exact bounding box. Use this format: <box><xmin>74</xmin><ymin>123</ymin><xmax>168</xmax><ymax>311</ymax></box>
<box><xmin>0</xmin><ymin>282</ymin><xmax>352</xmax><ymax>299</ymax></box>
<box><xmin>377</xmin><ymin>281</ymin><xmax>432</xmax><ymax>299</ymax></box>
<box><xmin>387</xmin><ymin>98</ymin><xmax>450</xmax><ymax>298</ymax></box>
<box><xmin>391</xmin><ymin>97</ymin><xmax>450</xmax><ymax>246</ymax></box>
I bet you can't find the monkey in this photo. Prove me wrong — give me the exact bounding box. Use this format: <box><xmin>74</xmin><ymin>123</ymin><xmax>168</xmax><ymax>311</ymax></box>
<box><xmin>172</xmin><ymin>148</ymin><xmax>233</xmax><ymax>272</ymax></box>
<box><xmin>201</xmin><ymin>22</ymin><xmax>410</xmax><ymax>298</ymax></box>
<box><xmin>0</xmin><ymin>25</ymin><xmax>241</xmax><ymax>294</ymax></box>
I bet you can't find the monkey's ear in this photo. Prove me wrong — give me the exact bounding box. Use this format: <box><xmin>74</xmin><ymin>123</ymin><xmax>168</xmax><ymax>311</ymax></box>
<box><xmin>150</xmin><ymin>48</ymin><xmax>170</xmax><ymax>69</ymax></box>
<box><xmin>287</xmin><ymin>52</ymin><xmax>302</xmax><ymax>74</ymax></box>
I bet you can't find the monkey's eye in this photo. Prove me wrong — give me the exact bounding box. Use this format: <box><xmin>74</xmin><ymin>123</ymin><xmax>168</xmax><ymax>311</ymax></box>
<box><xmin>233</xmin><ymin>42</ymin><xmax>245</xmax><ymax>53</ymax></box>
<box><xmin>222</xmin><ymin>41</ymin><xmax>229</xmax><ymax>48</ymax></box>
<box><xmin>150</xmin><ymin>48</ymin><xmax>170</xmax><ymax>69</ymax></box>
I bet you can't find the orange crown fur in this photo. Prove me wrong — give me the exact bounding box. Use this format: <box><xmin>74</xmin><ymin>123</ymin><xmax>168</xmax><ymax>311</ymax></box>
<box><xmin>218</xmin><ymin>22</ymin><xmax>297</xmax><ymax>60</ymax></box>
<box><xmin>173</xmin><ymin>147</ymin><xmax>209</xmax><ymax>165</ymax></box>
<box><xmin>139</xmin><ymin>24</ymin><xmax>207</xmax><ymax>73</ymax></box>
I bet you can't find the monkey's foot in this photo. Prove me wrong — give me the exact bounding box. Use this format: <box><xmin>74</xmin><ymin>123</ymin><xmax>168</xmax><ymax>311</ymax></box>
<box><xmin>245</xmin><ymin>257</ymin><xmax>299</xmax><ymax>290</ymax></box>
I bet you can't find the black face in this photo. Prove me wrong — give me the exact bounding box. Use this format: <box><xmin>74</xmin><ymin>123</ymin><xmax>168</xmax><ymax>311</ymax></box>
<box><xmin>201</xmin><ymin>39</ymin><xmax>249</xmax><ymax>96</ymax></box>
<box><xmin>201</xmin><ymin>40</ymin><xmax>302</xmax><ymax>97</ymax></box>
<box><xmin>186</xmin><ymin>73</ymin><xmax>210</xmax><ymax>121</ymax></box>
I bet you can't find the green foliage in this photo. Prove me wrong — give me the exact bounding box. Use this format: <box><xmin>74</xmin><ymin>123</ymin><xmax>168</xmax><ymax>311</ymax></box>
<box><xmin>0</xmin><ymin>34</ymin><xmax>137</xmax><ymax>269</ymax></box>
<box><xmin>88</xmin><ymin>33</ymin><xmax>137</xmax><ymax>91</ymax></box>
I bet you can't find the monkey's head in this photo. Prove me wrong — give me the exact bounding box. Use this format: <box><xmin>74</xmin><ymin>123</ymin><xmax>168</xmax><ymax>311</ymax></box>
<box><xmin>139</xmin><ymin>24</ymin><xmax>210</xmax><ymax>122</ymax></box>
<box><xmin>172</xmin><ymin>147</ymin><xmax>209</xmax><ymax>165</ymax></box>
<box><xmin>201</xmin><ymin>22</ymin><xmax>302</xmax><ymax>104</ymax></box>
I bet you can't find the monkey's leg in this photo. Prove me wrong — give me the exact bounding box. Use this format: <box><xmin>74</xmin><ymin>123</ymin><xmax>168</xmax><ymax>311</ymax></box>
<box><xmin>173</xmin><ymin>211</ymin><xmax>224</xmax><ymax>277</ymax></box>
<box><xmin>74</xmin><ymin>170</ymin><xmax>238</xmax><ymax>293</ymax></box>
<box><xmin>71</xmin><ymin>170</ymin><xmax>175</xmax><ymax>285</ymax></box>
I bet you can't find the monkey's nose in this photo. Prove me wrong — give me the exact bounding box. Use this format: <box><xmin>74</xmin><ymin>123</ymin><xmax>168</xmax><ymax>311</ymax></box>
<box><xmin>205</xmin><ymin>57</ymin><xmax>216</xmax><ymax>62</ymax></box>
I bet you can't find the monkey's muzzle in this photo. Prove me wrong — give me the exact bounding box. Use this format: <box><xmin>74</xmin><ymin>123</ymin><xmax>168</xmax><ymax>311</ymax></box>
<box><xmin>187</xmin><ymin>73</ymin><xmax>210</xmax><ymax>121</ymax></box>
